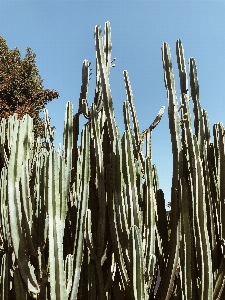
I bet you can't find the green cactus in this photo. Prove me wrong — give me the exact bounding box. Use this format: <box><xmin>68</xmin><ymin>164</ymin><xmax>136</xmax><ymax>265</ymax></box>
<box><xmin>0</xmin><ymin>21</ymin><xmax>224</xmax><ymax>300</ymax></box>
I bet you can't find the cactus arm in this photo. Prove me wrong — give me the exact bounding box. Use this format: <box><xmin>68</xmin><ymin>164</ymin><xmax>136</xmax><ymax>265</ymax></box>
<box><xmin>152</xmin><ymin>165</ymin><xmax>168</xmax><ymax>259</ymax></box>
<box><xmin>42</xmin><ymin>108</ymin><xmax>55</xmax><ymax>151</ymax></box>
<box><xmin>176</xmin><ymin>39</ymin><xmax>214</xmax><ymax>298</ymax></box>
<box><xmin>112</xmin><ymin>131</ymin><xmax>130</xmax><ymax>256</ymax></box>
<box><xmin>78</xmin><ymin>60</ymin><xmax>91</xmax><ymax>118</ymax></box>
<box><xmin>138</xmin><ymin>106</ymin><xmax>165</xmax><ymax>161</ymax></box>
<box><xmin>94</xmin><ymin>60</ymin><xmax>104</xmax><ymax>113</ymax></box>
<box><xmin>62</xmin><ymin>101</ymin><xmax>74</xmax><ymax>218</ymax></box>
<box><xmin>212</xmin><ymin>123</ymin><xmax>225</xmax><ymax>299</ymax></box>
<box><xmin>69</xmin><ymin>112</ymin><xmax>80</xmax><ymax>191</ymax></box>
<box><xmin>143</xmin><ymin>157</ymin><xmax>158</xmax><ymax>296</ymax></box>
<box><xmin>202</xmin><ymin>109</ymin><xmax>211</xmax><ymax>147</ymax></box>
<box><xmin>156</xmin><ymin>41</ymin><xmax>181</xmax><ymax>300</ymax></box>
<box><xmin>123</xmin><ymin>98</ymin><xmax>142</xmax><ymax>169</ymax></box>
<box><xmin>179</xmin><ymin>177</ymin><xmax>193</xmax><ymax>299</ymax></box>
<box><xmin>130</xmin><ymin>225</ymin><xmax>145</xmax><ymax>299</ymax></box>
<box><xmin>84</xmin><ymin>208</ymin><xmax>105</xmax><ymax>299</ymax></box>
<box><xmin>149</xmin><ymin>106</ymin><xmax>165</xmax><ymax>131</ymax></box>
<box><xmin>213</xmin><ymin>123</ymin><xmax>225</xmax><ymax>241</ymax></box>
<box><xmin>162</xmin><ymin>42</ymin><xmax>182</xmax><ymax>158</ymax></box>
<box><xmin>94</xmin><ymin>26</ymin><xmax>134</xmax><ymax>296</ymax></box>
<box><xmin>179</xmin><ymin>57</ymin><xmax>213</xmax><ymax>297</ymax></box>
<box><xmin>123</xmin><ymin>100</ymin><xmax>133</xmax><ymax>132</ymax></box>
<box><xmin>95</xmin><ymin>22</ymin><xmax>117</xmax><ymax>141</ymax></box>
<box><xmin>122</xmin><ymin>130</ymin><xmax>140</xmax><ymax>228</ymax></box>
<box><xmin>89</xmin><ymin>104</ymin><xmax>106</xmax><ymax>258</ymax></box>
<box><xmin>194</xmin><ymin>136</ymin><xmax>213</xmax><ymax>298</ymax></box>
<box><xmin>123</xmin><ymin>71</ymin><xmax>141</xmax><ymax>150</ymax></box>
<box><xmin>0</xmin><ymin>167</ymin><xmax>10</xmax><ymax>255</ymax></box>
<box><xmin>0</xmin><ymin>118</ymin><xmax>9</xmax><ymax>167</ymax></box>
<box><xmin>122</xmin><ymin>70</ymin><xmax>150</xmax><ymax>178</ymax></box>
<box><xmin>106</xmin><ymin>162</ymin><xmax>131</xmax><ymax>295</ymax></box>
<box><xmin>202</xmin><ymin>139</ymin><xmax>218</xmax><ymax>275</ymax></box>
<box><xmin>189</xmin><ymin>57</ymin><xmax>205</xmax><ymax>157</ymax></box>
<box><xmin>103</xmin><ymin>21</ymin><xmax>112</xmax><ymax>80</ymax></box>
<box><xmin>0</xmin><ymin>252</ymin><xmax>10</xmax><ymax>300</ymax></box>
<box><xmin>70</xmin><ymin>124</ymin><xmax>90</xmax><ymax>299</ymax></box>
<box><xmin>154</xmin><ymin>188</ymin><xmax>169</xmax><ymax>274</ymax></box>
<box><xmin>46</xmin><ymin>149</ymin><xmax>67</xmax><ymax>300</ymax></box>
<box><xmin>94</xmin><ymin>24</ymin><xmax>115</xmax><ymax>115</ymax></box>
<box><xmin>7</xmin><ymin>116</ymin><xmax>40</xmax><ymax>295</ymax></box>
<box><xmin>176</xmin><ymin>39</ymin><xmax>189</xmax><ymax>96</ymax></box>
<box><xmin>84</xmin><ymin>209</ymin><xmax>96</xmax><ymax>260</ymax></box>
<box><xmin>64</xmin><ymin>254</ymin><xmax>74</xmax><ymax>295</ymax></box>
<box><xmin>189</xmin><ymin>58</ymin><xmax>201</xmax><ymax>138</ymax></box>
<box><xmin>140</xmin><ymin>106</ymin><xmax>165</xmax><ymax>135</ymax></box>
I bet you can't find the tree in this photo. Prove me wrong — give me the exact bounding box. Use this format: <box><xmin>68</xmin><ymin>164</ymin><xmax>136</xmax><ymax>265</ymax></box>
<box><xmin>0</xmin><ymin>36</ymin><xmax>60</xmax><ymax>168</ymax></box>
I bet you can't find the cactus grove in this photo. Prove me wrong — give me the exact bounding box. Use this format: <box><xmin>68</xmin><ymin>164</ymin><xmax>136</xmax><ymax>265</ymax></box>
<box><xmin>0</xmin><ymin>21</ymin><xmax>224</xmax><ymax>299</ymax></box>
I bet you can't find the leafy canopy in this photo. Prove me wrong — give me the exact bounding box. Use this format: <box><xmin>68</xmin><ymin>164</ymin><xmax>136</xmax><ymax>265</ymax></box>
<box><xmin>0</xmin><ymin>36</ymin><xmax>59</xmax><ymax>145</ymax></box>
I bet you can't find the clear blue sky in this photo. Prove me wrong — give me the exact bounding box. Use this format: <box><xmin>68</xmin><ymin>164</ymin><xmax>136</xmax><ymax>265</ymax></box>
<box><xmin>1</xmin><ymin>2</ymin><xmax>225</xmax><ymax>209</ymax></box>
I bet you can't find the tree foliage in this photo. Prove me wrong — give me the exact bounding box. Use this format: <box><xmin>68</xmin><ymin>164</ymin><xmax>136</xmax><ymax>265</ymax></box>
<box><xmin>0</xmin><ymin>36</ymin><xmax>59</xmax><ymax>148</ymax></box>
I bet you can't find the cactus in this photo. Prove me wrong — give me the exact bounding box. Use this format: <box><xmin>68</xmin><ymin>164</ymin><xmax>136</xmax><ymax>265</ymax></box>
<box><xmin>0</xmin><ymin>21</ymin><xmax>224</xmax><ymax>300</ymax></box>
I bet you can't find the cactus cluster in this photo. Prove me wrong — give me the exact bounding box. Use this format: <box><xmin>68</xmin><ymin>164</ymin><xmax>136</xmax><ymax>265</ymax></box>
<box><xmin>0</xmin><ymin>21</ymin><xmax>224</xmax><ymax>299</ymax></box>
